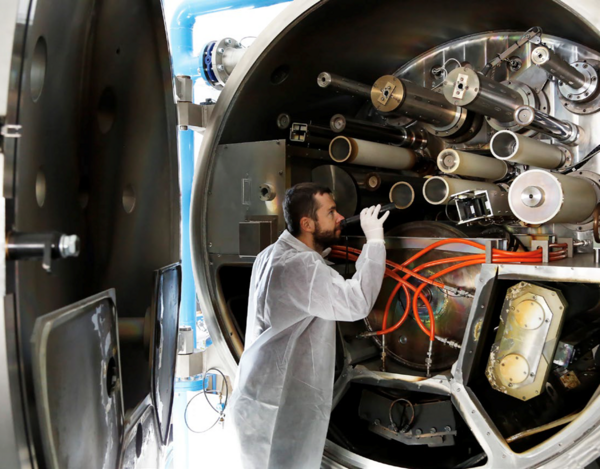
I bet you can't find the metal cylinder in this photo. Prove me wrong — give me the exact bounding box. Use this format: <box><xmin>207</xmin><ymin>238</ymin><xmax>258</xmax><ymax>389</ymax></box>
<box><xmin>422</xmin><ymin>176</ymin><xmax>502</xmax><ymax>205</ymax></box>
<box><xmin>317</xmin><ymin>72</ymin><xmax>372</xmax><ymax>99</ymax></box>
<box><xmin>490</xmin><ymin>130</ymin><xmax>565</xmax><ymax>169</ymax></box>
<box><xmin>508</xmin><ymin>170</ymin><xmax>597</xmax><ymax>224</ymax></box>
<box><xmin>329</xmin><ymin>136</ymin><xmax>416</xmax><ymax>170</ymax></box>
<box><xmin>222</xmin><ymin>47</ymin><xmax>246</xmax><ymax>74</ymax></box>
<box><xmin>513</xmin><ymin>105</ymin><xmax>582</xmax><ymax>146</ymax></box>
<box><xmin>371</xmin><ymin>75</ymin><xmax>460</xmax><ymax>128</ymax></box>
<box><xmin>437</xmin><ymin>149</ymin><xmax>509</xmax><ymax>180</ymax></box>
<box><xmin>390</xmin><ymin>178</ymin><xmax>426</xmax><ymax>209</ymax></box>
<box><xmin>329</xmin><ymin>114</ymin><xmax>428</xmax><ymax>149</ymax></box>
<box><xmin>443</xmin><ymin>67</ymin><xmax>524</xmax><ymax>122</ymax></box>
<box><xmin>531</xmin><ymin>46</ymin><xmax>586</xmax><ymax>89</ymax></box>
<box><xmin>6</xmin><ymin>231</ymin><xmax>80</xmax><ymax>259</ymax></box>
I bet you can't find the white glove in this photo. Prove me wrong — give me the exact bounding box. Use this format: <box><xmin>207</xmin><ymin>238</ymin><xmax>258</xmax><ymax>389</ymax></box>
<box><xmin>360</xmin><ymin>204</ymin><xmax>390</xmax><ymax>244</ymax></box>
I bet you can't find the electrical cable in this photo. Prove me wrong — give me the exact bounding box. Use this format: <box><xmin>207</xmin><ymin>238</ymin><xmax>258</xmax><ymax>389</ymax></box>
<box><xmin>184</xmin><ymin>368</ymin><xmax>229</xmax><ymax>434</ymax></box>
<box><xmin>389</xmin><ymin>398</ymin><xmax>415</xmax><ymax>433</ymax></box>
<box><xmin>560</xmin><ymin>143</ymin><xmax>600</xmax><ymax>174</ymax></box>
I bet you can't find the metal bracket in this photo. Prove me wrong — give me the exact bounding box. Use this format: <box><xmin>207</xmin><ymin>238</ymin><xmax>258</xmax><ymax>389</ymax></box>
<box><xmin>176</xmin><ymin>102</ymin><xmax>215</xmax><ymax>132</ymax></box>
<box><xmin>174</xmin><ymin>75</ymin><xmax>193</xmax><ymax>102</ymax></box>
<box><xmin>556</xmin><ymin>237</ymin><xmax>574</xmax><ymax>258</ymax></box>
<box><xmin>1</xmin><ymin>124</ymin><xmax>21</xmax><ymax>138</ymax></box>
<box><xmin>484</xmin><ymin>239</ymin><xmax>502</xmax><ymax>264</ymax></box>
<box><xmin>531</xmin><ymin>240</ymin><xmax>550</xmax><ymax>263</ymax></box>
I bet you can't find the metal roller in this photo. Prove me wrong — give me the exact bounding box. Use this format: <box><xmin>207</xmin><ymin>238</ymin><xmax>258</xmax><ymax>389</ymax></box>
<box><xmin>513</xmin><ymin>106</ymin><xmax>583</xmax><ymax>146</ymax></box>
<box><xmin>329</xmin><ymin>114</ymin><xmax>428</xmax><ymax>149</ymax></box>
<box><xmin>422</xmin><ymin>176</ymin><xmax>502</xmax><ymax>205</ymax></box>
<box><xmin>317</xmin><ymin>72</ymin><xmax>372</xmax><ymax>99</ymax></box>
<box><xmin>329</xmin><ymin>136</ymin><xmax>416</xmax><ymax>170</ymax></box>
<box><xmin>437</xmin><ymin>149</ymin><xmax>509</xmax><ymax>180</ymax></box>
<box><xmin>319</xmin><ymin>72</ymin><xmax>471</xmax><ymax>138</ymax></box>
<box><xmin>490</xmin><ymin>130</ymin><xmax>566</xmax><ymax>169</ymax></box>
<box><xmin>531</xmin><ymin>46</ymin><xmax>598</xmax><ymax>102</ymax></box>
<box><xmin>443</xmin><ymin>67</ymin><xmax>524</xmax><ymax>122</ymax></box>
<box><xmin>508</xmin><ymin>170</ymin><xmax>597</xmax><ymax>224</ymax></box>
<box><xmin>389</xmin><ymin>178</ymin><xmax>426</xmax><ymax>209</ymax></box>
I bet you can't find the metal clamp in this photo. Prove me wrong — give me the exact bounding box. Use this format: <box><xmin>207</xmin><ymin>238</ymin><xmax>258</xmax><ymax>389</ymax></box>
<box><xmin>531</xmin><ymin>240</ymin><xmax>550</xmax><ymax>263</ymax></box>
<box><xmin>1</xmin><ymin>124</ymin><xmax>22</xmax><ymax>138</ymax></box>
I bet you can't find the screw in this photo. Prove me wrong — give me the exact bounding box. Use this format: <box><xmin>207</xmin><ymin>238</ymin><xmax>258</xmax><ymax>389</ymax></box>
<box><xmin>444</xmin><ymin>426</ymin><xmax>452</xmax><ymax>432</ymax></box>
<box><xmin>430</xmin><ymin>427</ymin><xmax>437</xmax><ymax>433</ymax></box>
<box><xmin>217</xmin><ymin>64</ymin><xmax>225</xmax><ymax>71</ymax></box>
<box><xmin>415</xmin><ymin>428</ymin><xmax>422</xmax><ymax>435</ymax></box>
<box><xmin>59</xmin><ymin>235</ymin><xmax>81</xmax><ymax>258</ymax></box>
<box><xmin>374</xmin><ymin>419</ymin><xmax>380</xmax><ymax>426</ymax></box>
<box><xmin>399</xmin><ymin>336</ymin><xmax>408</xmax><ymax>344</ymax></box>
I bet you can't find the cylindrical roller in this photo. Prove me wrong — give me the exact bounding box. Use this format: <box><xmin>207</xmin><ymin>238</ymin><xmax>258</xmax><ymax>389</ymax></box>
<box><xmin>490</xmin><ymin>130</ymin><xmax>565</xmax><ymax>169</ymax></box>
<box><xmin>437</xmin><ymin>149</ymin><xmax>509</xmax><ymax>180</ymax></box>
<box><xmin>422</xmin><ymin>176</ymin><xmax>502</xmax><ymax>205</ymax></box>
<box><xmin>508</xmin><ymin>170</ymin><xmax>597</xmax><ymax>224</ymax></box>
<box><xmin>531</xmin><ymin>46</ymin><xmax>586</xmax><ymax>89</ymax></box>
<box><xmin>513</xmin><ymin>105</ymin><xmax>582</xmax><ymax>146</ymax></box>
<box><xmin>443</xmin><ymin>67</ymin><xmax>524</xmax><ymax>122</ymax></box>
<box><xmin>371</xmin><ymin>75</ymin><xmax>460</xmax><ymax>128</ymax></box>
<box><xmin>329</xmin><ymin>114</ymin><xmax>428</xmax><ymax>149</ymax></box>
<box><xmin>329</xmin><ymin>136</ymin><xmax>416</xmax><ymax>170</ymax></box>
<box><xmin>390</xmin><ymin>178</ymin><xmax>426</xmax><ymax>209</ymax></box>
<box><xmin>317</xmin><ymin>72</ymin><xmax>372</xmax><ymax>99</ymax></box>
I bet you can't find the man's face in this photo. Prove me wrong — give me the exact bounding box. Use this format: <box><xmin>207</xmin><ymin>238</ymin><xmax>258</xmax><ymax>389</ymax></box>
<box><xmin>312</xmin><ymin>192</ymin><xmax>345</xmax><ymax>249</ymax></box>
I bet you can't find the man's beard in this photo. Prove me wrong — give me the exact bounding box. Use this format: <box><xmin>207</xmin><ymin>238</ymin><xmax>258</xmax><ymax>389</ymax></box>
<box><xmin>313</xmin><ymin>222</ymin><xmax>340</xmax><ymax>251</ymax></box>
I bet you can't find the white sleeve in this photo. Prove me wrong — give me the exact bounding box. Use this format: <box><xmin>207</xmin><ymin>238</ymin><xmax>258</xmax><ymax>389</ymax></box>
<box><xmin>304</xmin><ymin>243</ymin><xmax>386</xmax><ymax>321</ymax></box>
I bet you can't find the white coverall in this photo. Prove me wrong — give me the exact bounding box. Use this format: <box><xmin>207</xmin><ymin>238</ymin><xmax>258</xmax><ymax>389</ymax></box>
<box><xmin>229</xmin><ymin>230</ymin><xmax>386</xmax><ymax>469</ymax></box>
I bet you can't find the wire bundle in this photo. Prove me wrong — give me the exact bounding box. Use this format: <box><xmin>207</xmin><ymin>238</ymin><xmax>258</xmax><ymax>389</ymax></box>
<box><xmin>330</xmin><ymin>239</ymin><xmax>568</xmax><ymax>342</ymax></box>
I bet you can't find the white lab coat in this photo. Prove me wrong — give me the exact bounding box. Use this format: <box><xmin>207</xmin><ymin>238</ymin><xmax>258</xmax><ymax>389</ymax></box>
<box><xmin>229</xmin><ymin>230</ymin><xmax>386</xmax><ymax>469</ymax></box>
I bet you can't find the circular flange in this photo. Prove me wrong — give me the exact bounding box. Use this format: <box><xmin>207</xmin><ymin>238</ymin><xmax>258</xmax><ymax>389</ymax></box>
<box><xmin>486</xmin><ymin>81</ymin><xmax>545</xmax><ymax>135</ymax></box>
<box><xmin>499</xmin><ymin>354</ymin><xmax>530</xmax><ymax>384</ymax></box>
<box><xmin>559</xmin><ymin>59</ymin><xmax>600</xmax><ymax>115</ymax></box>
<box><xmin>423</xmin><ymin>106</ymin><xmax>469</xmax><ymax>138</ymax></box>
<box><xmin>211</xmin><ymin>37</ymin><xmax>244</xmax><ymax>86</ymax></box>
<box><xmin>558</xmin><ymin>61</ymin><xmax>598</xmax><ymax>101</ymax></box>
<box><xmin>371</xmin><ymin>75</ymin><xmax>405</xmax><ymax>113</ymax></box>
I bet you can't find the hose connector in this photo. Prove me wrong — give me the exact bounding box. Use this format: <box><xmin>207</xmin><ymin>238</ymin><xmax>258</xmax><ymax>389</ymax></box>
<box><xmin>435</xmin><ymin>335</ymin><xmax>462</xmax><ymax>349</ymax></box>
<box><xmin>425</xmin><ymin>340</ymin><xmax>434</xmax><ymax>377</ymax></box>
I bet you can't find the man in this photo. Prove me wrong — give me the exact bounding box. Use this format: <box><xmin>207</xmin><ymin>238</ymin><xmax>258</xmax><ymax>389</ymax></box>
<box><xmin>229</xmin><ymin>182</ymin><xmax>389</xmax><ymax>469</ymax></box>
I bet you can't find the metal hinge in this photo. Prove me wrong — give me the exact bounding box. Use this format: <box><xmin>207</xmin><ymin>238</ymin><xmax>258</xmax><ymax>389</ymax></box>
<box><xmin>1</xmin><ymin>124</ymin><xmax>22</xmax><ymax>138</ymax></box>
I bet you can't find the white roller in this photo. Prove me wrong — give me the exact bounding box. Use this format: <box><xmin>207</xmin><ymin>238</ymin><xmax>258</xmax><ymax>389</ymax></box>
<box><xmin>422</xmin><ymin>176</ymin><xmax>502</xmax><ymax>205</ymax></box>
<box><xmin>490</xmin><ymin>131</ymin><xmax>565</xmax><ymax>169</ymax></box>
<box><xmin>437</xmin><ymin>149</ymin><xmax>508</xmax><ymax>180</ymax></box>
<box><xmin>329</xmin><ymin>136</ymin><xmax>416</xmax><ymax>170</ymax></box>
<box><xmin>508</xmin><ymin>169</ymin><xmax>597</xmax><ymax>224</ymax></box>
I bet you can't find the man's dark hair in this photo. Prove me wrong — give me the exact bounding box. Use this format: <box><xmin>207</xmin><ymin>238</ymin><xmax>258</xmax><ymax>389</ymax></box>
<box><xmin>283</xmin><ymin>182</ymin><xmax>332</xmax><ymax>236</ymax></box>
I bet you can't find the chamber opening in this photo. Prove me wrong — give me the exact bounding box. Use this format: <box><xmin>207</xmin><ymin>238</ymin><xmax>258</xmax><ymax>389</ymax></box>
<box><xmin>491</xmin><ymin>132</ymin><xmax>518</xmax><ymax>159</ymax></box>
<box><xmin>330</xmin><ymin>137</ymin><xmax>352</xmax><ymax>162</ymax></box>
<box><xmin>390</xmin><ymin>182</ymin><xmax>415</xmax><ymax>209</ymax></box>
<box><xmin>423</xmin><ymin>178</ymin><xmax>448</xmax><ymax>204</ymax></box>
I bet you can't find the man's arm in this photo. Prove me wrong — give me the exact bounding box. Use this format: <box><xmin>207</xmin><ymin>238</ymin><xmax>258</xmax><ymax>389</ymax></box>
<box><xmin>303</xmin><ymin>242</ymin><xmax>386</xmax><ymax>321</ymax></box>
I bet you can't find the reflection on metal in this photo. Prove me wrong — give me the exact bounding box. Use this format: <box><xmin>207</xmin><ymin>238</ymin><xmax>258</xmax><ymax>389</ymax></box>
<box><xmin>311</xmin><ymin>165</ymin><xmax>358</xmax><ymax>218</ymax></box>
<box><xmin>118</xmin><ymin>396</ymin><xmax>161</xmax><ymax>469</ymax></box>
<box><xmin>150</xmin><ymin>264</ymin><xmax>182</xmax><ymax>445</ymax></box>
<box><xmin>31</xmin><ymin>290</ymin><xmax>124</xmax><ymax>469</ymax></box>
<box><xmin>486</xmin><ymin>282</ymin><xmax>567</xmax><ymax>401</ymax></box>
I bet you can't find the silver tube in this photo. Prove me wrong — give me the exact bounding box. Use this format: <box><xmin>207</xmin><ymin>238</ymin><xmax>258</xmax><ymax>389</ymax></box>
<box><xmin>508</xmin><ymin>170</ymin><xmax>597</xmax><ymax>224</ymax></box>
<box><xmin>317</xmin><ymin>72</ymin><xmax>372</xmax><ymax>99</ymax></box>
<box><xmin>513</xmin><ymin>105</ymin><xmax>583</xmax><ymax>146</ymax></box>
<box><xmin>437</xmin><ymin>149</ymin><xmax>509</xmax><ymax>180</ymax></box>
<box><xmin>531</xmin><ymin>46</ymin><xmax>586</xmax><ymax>89</ymax></box>
<box><xmin>329</xmin><ymin>136</ymin><xmax>416</xmax><ymax>170</ymax></box>
<box><xmin>490</xmin><ymin>131</ymin><xmax>565</xmax><ymax>169</ymax></box>
<box><xmin>443</xmin><ymin>67</ymin><xmax>524</xmax><ymax>122</ymax></box>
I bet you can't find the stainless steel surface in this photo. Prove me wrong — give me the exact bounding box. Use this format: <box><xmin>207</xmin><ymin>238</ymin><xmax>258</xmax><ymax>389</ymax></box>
<box><xmin>118</xmin><ymin>395</ymin><xmax>162</xmax><ymax>469</ymax></box>
<box><xmin>513</xmin><ymin>105</ymin><xmax>582</xmax><ymax>145</ymax></box>
<box><xmin>206</xmin><ymin>140</ymin><xmax>286</xmax><ymax>255</ymax></box>
<box><xmin>485</xmin><ymin>282</ymin><xmax>567</xmax><ymax>401</ymax></box>
<box><xmin>150</xmin><ymin>263</ymin><xmax>181</xmax><ymax>446</ymax></box>
<box><xmin>311</xmin><ymin>165</ymin><xmax>358</xmax><ymax>218</ymax></box>
<box><xmin>190</xmin><ymin>0</ymin><xmax>600</xmax><ymax>467</ymax></box>
<box><xmin>317</xmin><ymin>72</ymin><xmax>372</xmax><ymax>99</ymax></box>
<box><xmin>509</xmin><ymin>169</ymin><xmax>598</xmax><ymax>223</ymax></box>
<box><xmin>443</xmin><ymin>67</ymin><xmax>525</xmax><ymax>123</ymax></box>
<box><xmin>531</xmin><ymin>45</ymin><xmax>588</xmax><ymax>89</ymax></box>
<box><xmin>30</xmin><ymin>289</ymin><xmax>124</xmax><ymax>469</ymax></box>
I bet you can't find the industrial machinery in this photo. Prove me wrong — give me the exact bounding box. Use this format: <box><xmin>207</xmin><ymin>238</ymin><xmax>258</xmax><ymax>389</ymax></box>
<box><xmin>5</xmin><ymin>0</ymin><xmax>600</xmax><ymax>469</ymax></box>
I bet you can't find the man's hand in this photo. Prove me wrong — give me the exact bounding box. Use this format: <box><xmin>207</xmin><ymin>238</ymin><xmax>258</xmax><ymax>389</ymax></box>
<box><xmin>360</xmin><ymin>204</ymin><xmax>390</xmax><ymax>244</ymax></box>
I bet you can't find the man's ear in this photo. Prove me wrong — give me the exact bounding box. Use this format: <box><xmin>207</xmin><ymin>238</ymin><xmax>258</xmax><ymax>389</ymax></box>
<box><xmin>300</xmin><ymin>216</ymin><xmax>315</xmax><ymax>234</ymax></box>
